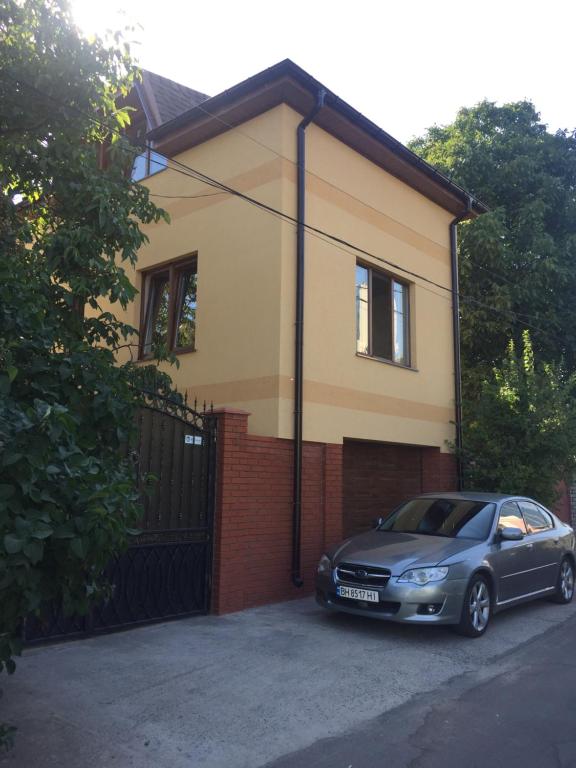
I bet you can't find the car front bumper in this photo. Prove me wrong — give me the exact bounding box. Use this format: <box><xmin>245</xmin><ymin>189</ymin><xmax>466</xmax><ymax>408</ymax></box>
<box><xmin>315</xmin><ymin>571</ymin><xmax>468</xmax><ymax>625</ymax></box>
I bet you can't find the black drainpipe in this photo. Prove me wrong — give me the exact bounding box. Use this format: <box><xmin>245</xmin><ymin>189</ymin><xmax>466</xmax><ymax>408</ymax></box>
<box><xmin>292</xmin><ymin>89</ymin><xmax>326</xmax><ymax>588</ymax></box>
<box><xmin>450</xmin><ymin>197</ymin><xmax>472</xmax><ymax>492</ymax></box>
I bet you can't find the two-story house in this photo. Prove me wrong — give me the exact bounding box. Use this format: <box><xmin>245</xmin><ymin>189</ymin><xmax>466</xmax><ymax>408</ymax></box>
<box><xmin>110</xmin><ymin>61</ymin><xmax>486</xmax><ymax>614</ymax></box>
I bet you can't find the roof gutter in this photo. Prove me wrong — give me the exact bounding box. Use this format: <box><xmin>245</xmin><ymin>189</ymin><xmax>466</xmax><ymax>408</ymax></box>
<box><xmin>147</xmin><ymin>60</ymin><xmax>488</xmax><ymax>217</ymax></box>
<box><xmin>292</xmin><ymin>88</ymin><xmax>326</xmax><ymax>589</ymax></box>
<box><xmin>450</xmin><ymin>197</ymin><xmax>473</xmax><ymax>491</ymax></box>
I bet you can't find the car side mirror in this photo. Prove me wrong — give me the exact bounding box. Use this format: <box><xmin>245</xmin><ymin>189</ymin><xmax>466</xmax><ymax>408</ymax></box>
<box><xmin>499</xmin><ymin>526</ymin><xmax>525</xmax><ymax>542</ymax></box>
<box><xmin>372</xmin><ymin>517</ymin><xmax>384</xmax><ymax>529</ymax></box>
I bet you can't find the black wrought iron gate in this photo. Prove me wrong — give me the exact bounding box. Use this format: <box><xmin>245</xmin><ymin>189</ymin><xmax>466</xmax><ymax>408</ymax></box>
<box><xmin>24</xmin><ymin>394</ymin><xmax>217</xmax><ymax>643</ymax></box>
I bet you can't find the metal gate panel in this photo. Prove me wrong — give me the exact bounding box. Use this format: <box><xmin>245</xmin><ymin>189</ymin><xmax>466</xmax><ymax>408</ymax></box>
<box><xmin>23</xmin><ymin>393</ymin><xmax>216</xmax><ymax>644</ymax></box>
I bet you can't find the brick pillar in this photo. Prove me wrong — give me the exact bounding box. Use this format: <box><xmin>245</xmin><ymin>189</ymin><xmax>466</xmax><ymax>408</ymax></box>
<box><xmin>211</xmin><ymin>408</ymin><xmax>250</xmax><ymax>615</ymax></box>
<box><xmin>421</xmin><ymin>448</ymin><xmax>458</xmax><ymax>493</ymax></box>
<box><xmin>210</xmin><ymin>408</ymin><xmax>344</xmax><ymax>614</ymax></box>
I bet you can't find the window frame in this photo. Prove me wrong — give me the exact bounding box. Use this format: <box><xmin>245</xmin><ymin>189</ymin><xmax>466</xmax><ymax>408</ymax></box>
<box><xmin>355</xmin><ymin>261</ymin><xmax>411</xmax><ymax>368</ymax></box>
<box><xmin>139</xmin><ymin>253</ymin><xmax>197</xmax><ymax>360</ymax></box>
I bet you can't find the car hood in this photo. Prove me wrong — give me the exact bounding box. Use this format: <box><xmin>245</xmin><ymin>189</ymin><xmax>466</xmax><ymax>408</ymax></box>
<box><xmin>332</xmin><ymin>530</ymin><xmax>475</xmax><ymax>574</ymax></box>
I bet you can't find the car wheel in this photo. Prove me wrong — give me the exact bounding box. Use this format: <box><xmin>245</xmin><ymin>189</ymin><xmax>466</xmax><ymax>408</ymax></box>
<box><xmin>551</xmin><ymin>558</ymin><xmax>575</xmax><ymax>604</ymax></box>
<box><xmin>454</xmin><ymin>575</ymin><xmax>491</xmax><ymax>638</ymax></box>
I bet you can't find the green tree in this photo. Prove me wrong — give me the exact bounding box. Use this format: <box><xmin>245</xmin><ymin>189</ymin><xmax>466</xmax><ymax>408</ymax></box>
<box><xmin>411</xmin><ymin>102</ymin><xmax>576</xmax><ymax>498</ymax></box>
<box><xmin>0</xmin><ymin>0</ymin><xmax>169</xmax><ymax>703</ymax></box>
<box><xmin>464</xmin><ymin>333</ymin><xmax>576</xmax><ymax>506</ymax></box>
<box><xmin>410</xmin><ymin>101</ymin><xmax>576</xmax><ymax>378</ymax></box>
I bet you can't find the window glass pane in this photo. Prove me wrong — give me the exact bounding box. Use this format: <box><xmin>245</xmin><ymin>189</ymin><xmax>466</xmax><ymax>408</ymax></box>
<box><xmin>131</xmin><ymin>151</ymin><xmax>148</xmax><ymax>181</ymax></box>
<box><xmin>393</xmin><ymin>281</ymin><xmax>408</xmax><ymax>365</ymax></box>
<box><xmin>498</xmin><ymin>502</ymin><xmax>527</xmax><ymax>534</ymax></box>
<box><xmin>175</xmin><ymin>268</ymin><xmax>197</xmax><ymax>349</ymax></box>
<box><xmin>371</xmin><ymin>272</ymin><xmax>392</xmax><ymax>360</ymax></box>
<box><xmin>381</xmin><ymin>499</ymin><xmax>496</xmax><ymax>540</ymax></box>
<box><xmin>519</xmin><ymin>502</ymin><xmax>552</xmax><ymax>533</ymax></box>
<box><xmin>355</xmin><ymin>265</ymin><xmax>369</xmax><ymax>354</ymax></box>
<box><xmin>143</xmin><ymin>273</ymin><xmax>169</xmax><ymax>356</ymax></box>
<box><xmin>149</xmin><ymin>151</ymin><xmax>168</xmax><ymax>176</ymax></box>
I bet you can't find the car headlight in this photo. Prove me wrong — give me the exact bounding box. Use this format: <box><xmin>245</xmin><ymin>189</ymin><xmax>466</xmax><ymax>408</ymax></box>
<box><xmin>317</xmin><ymin>554</ymin><xmax>332</xmax><ymax>574</ymax></box>
<box><xmin>397</xmin><ymin>567</ymin><xmax>449</xmax><ymax>585</ymax></box>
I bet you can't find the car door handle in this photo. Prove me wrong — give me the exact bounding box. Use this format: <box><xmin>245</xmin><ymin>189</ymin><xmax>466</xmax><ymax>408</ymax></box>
<box><xmin>525</xmin><ymin>543</ymin><xmax>534</xmax><ymax>550</ymax></box>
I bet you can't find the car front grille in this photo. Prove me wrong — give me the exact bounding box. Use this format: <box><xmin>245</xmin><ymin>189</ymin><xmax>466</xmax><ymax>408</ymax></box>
<box><xmin>336</xmin><ymin>562</ymin><xmax>391</xmax><ymax>587</ymax></box>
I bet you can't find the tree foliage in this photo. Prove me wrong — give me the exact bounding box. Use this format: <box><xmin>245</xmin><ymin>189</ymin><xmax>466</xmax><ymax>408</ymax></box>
<box><xmin>411</xmin><ymin>101</ymin><xmax>576</xmax><ymax>498</ymax></box>
<box><xmin>411</xmin><ymin>101</ymin><xmax>576</xmax><ymax>376</ymax></box>
<box><xmin>464</xmin><ymin>333</ymin><xmax>576</xmax><ymax>506</ymax></box>
<box><xmin>0</xmin><ymin>0</ymin><xmax>169</xmax><ymax>685</ymax></box>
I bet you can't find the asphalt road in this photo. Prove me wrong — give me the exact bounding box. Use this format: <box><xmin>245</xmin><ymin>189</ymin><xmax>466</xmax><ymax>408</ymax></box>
<box><xmin>2</xmin><ymin>597</ymin><xmax>576</xmax><ymax>768</ymax></box>
<box><xmin>266</xmin><ymin>610</ymin><xmax>576</xmax><ymax>768</ymax></box>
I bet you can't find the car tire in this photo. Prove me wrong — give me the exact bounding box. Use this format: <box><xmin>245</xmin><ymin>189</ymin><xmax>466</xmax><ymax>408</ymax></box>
<box><xmin>551</xmin><ymin>558</ymin><xmax>575</xmax><ymax>604</ymax></box>
<box><xmin>453</xmin><ymin>574</ymin><xmax>492</xmax><ymax>638</ymax></box>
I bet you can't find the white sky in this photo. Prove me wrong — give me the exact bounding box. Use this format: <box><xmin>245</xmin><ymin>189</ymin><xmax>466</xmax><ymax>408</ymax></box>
<box><xmin>72</xmin><ymin>0</ymin><xmax>574</xmax><ymax>144</ymax></box>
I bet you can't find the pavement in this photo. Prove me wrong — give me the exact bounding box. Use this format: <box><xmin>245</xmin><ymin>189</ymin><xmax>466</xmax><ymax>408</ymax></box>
<box><xmin>1</xmin><ymin>596</ymin><xmax>576</xmax><ymax>768</ymax></box>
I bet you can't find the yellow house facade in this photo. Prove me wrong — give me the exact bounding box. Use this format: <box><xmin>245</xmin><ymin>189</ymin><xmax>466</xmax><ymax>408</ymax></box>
<box><xmin>109</xmin><ymin>62</ymin><xmax>485</xmax><ymax>611</ymax></box>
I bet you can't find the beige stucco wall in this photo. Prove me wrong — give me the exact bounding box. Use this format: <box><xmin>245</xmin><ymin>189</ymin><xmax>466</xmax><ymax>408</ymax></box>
<box><xmin>276</xmin><ymin>106</ymin><xmax>456</xmax><ymax>449</ymax></box>
<box><xmin>109</xmin><ymin>108</ymin><xmax>290</xmax><ymax>436</ymax></box>
<box><xmin>108</xmin><ymin>103</ymin><xmax>456</xmax><ymax>449</ymax></box>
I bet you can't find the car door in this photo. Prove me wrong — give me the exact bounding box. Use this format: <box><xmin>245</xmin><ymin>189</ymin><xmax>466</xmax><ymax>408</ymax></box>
<box><xmin>491</xmin><ymin>501</ymin><xmax>534</xmax><ymax>604</ymax></box>
<box><xmin>518</xmin><ymin>501</ymin><xmax>560</xmax><ymax>592</ymax></box>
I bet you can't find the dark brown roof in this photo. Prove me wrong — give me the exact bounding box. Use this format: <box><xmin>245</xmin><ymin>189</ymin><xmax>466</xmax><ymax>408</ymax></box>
<box><xmin>146</xmin><ymin>60</ymin><xmax>487</xmax><ymax>217</ymax></box>
<box><xmin>137</xmin><ymin>70</ymin><xmax>210</xmax><ymax>130</ymax></box>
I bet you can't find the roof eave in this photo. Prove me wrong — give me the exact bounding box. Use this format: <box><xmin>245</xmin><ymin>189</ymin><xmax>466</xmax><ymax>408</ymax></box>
<box><xmin>148</xmin><ymin>59</ymin><xmax>488</xmax><ymax>217</ymax></box>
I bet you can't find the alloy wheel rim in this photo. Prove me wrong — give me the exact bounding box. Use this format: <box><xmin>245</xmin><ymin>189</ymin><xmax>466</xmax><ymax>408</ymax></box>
<box><xmin>561</xmin><ymin>562</ymin><xmax>574</xmax><ymax>600</ymax></box>
<box><xmin>469</xmin><ymin>581</ymin><xmax>490</xmax><ymax>631</ymax></box>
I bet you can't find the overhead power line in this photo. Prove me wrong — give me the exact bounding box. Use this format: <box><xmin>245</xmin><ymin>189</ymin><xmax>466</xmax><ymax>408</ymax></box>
<box><xmin>2</xmin><ymin>71</ymin><xmax>569</xmax><ymax>349</ymax></box>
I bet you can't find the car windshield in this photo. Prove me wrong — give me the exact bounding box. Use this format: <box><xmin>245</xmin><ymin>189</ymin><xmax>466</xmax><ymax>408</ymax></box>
<box><xmin>379</xmin><ymin>498</ymin><xmax>496</xmax><ymax>540</ymax></box>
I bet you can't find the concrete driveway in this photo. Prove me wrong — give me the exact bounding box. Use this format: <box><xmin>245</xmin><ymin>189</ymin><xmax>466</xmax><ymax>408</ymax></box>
<box><xmin>2</xmin><ymin>596</ymin><xmax>576</xmax><ymax>768</ymax></box>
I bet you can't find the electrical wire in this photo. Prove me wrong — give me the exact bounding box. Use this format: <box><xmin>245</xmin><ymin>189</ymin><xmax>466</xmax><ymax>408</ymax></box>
<box><xmin>3</xmin><ymin>71</ymin><xmax>569</xmax><ymax>348</ymax></box>
<box><xmin>3</xmin><ymin>69</ymin><xmax>456</xmax><ymax>295</ymax></box>
<box><xmin>149</xmin><ymin>191</ymin><xmax>227</xmax><ymax>199</ymax></box>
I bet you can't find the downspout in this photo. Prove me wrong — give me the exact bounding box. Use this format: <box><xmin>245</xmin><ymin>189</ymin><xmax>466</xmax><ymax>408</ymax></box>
<box><xmin>292</xmin><ymin>89</ymin><xmax>326</xmax><ymax>588</ymax></box>
<box><xmin>450</xmin><ymin>196</ymin><xmax>473</xmax><ymax>491</ymax></box>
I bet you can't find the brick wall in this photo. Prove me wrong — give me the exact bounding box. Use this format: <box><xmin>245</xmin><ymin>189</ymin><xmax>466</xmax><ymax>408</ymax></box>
<box><xmin>554</xmin><ymin>480</ymin><xmax>572</xmax><ymax>524</ymax></box>
<box><xmin>421</xmin><ymin>447</ymin><xmax>458</xmax><ymax>493</ymax></box>
<box><xmin>211</xmin><ymin>409</ymin><xmax>343</xmax><ymax>614</ymax></box>
<box><xmin>343</xmin><ymin>441</ymin><xmax>457</xmax><ymax>537</ymax></box>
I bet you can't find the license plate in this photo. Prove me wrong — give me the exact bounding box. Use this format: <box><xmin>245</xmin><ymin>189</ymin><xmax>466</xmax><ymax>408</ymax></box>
<box><xmin>337</xmin><ymin>585</ymin><xmax>379</xmax><ymax>603</ymax></box>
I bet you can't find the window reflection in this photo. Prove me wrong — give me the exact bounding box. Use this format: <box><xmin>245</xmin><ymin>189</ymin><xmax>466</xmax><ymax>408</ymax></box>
<box><xmin>498</xmin><ymin>502</ymin><xmax>527</xmax><ymax>533</ymax></box>
<box><xmin>175</xmin><ymin>269</ymin><xmax>196</xmax><ymax>349</ymax></box>
<box><xmin>131</xmin><ymin>149</ymin><xmax>168</xmax><ymax>181</ymax></box>
<box><xmin>393</xmin><ymin>281</ymin><xmax>408</xmax><ymax>365</ymax></box>
<box><xmin>131</xmin><ymin>152</ymin><xmax>148</xmax><ymax>182</ymax></box>
<box><xmin>355</xmin><ymin>265</ymin><xmax>369</xmax><ymax>355</ymax></box>
<box><xmin>143</xmin><ymin>272</ymin><xmax>170</xmax><ymax>356</ymax></box>
<box><xmin>140</xmin><ymin>258</ymin><xmax>197</xmax><ymax>359</ymax></box>
<box><xmin>355</xmin><ymin>263</ymin><xmax>410</xmax><ymax>365</ymax></box>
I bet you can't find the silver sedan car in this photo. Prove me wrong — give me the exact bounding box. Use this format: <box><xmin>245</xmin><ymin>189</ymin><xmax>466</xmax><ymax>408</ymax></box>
<box><xmin>316</xmin><ymin>493</ymin><xmax>575</xmax><ymax>637</ymax></box>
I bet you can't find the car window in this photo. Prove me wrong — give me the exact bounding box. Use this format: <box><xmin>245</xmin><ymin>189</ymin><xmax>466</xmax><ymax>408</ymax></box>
<box><xmin>498</xmin><ymin>501</ymin><xmax>527</xmax><ymax>534</ymax></box>
<box><xmin>379</xmin><ymin>498</ymin><xmax>496</xmax><ymax>540</ymax></box>
<box><xmin>519</xmin><ymin>501</ymin><xmax>553</xmax><ymax>533</ymax></box>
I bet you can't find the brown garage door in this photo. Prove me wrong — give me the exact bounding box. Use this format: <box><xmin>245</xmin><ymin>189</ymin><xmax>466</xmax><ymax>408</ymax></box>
<box><xmin>343</xmin><ymin>440</ymin><xmax>423</xmax><ymax>537</ymax></box>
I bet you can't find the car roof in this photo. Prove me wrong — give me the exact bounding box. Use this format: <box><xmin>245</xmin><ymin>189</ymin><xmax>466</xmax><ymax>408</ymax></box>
<box><xmin>416</xmin><ymin>492</ymin><xmax>538</xmax><ymax>504</ymax></box>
